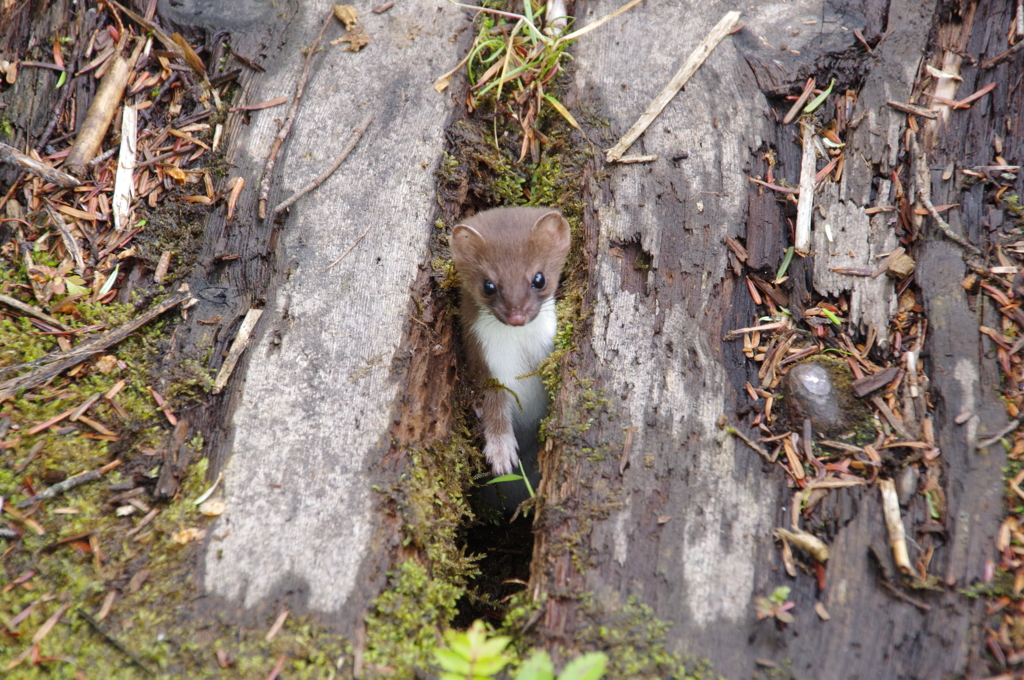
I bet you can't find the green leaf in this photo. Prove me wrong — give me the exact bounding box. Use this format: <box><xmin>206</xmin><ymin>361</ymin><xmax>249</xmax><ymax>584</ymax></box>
<box><xmin>434</xmin><ymin>648</ymin><xmax>473</xmax><ymax>675</ymax></box>
<box><xmin>803</xmin><ymin>78</ymin><xmax>835</xmax><ymax>114</ymax></box>
<box><xmin>820</xmin><ymin>308</ymin><xmax>841</xmax><ymax>325</ymax></box>
<box><xmin>56</xmin><ymin>70</ymin><xmax>67</xmax><ymax>88</ymax></box>
<box><xmin>465</xmin><ymin>620</ymin><xmax>489</xmax><ymax>650</ymax></box>
<box><xmin>768</xmin><ymin>586</ymin><xmax>791</xmax><ymax>605</ymax></box>
<box><xmin>558</xmin><ymin>652</ymin><xmax>607</xmax><ymax>680</ymax></box>
<box><xmin>479</xmin><ymin>635</ymin><xmax>512</xmax><ymax>658</ymax></box>
<box><xmin>64</xmin><ymin>279</ymin><xmax>91</xmax><ymax>296</ymax></box>
<box><xmin>774</xmin><ymin>246</ymin><xmax>794</xmax><ymax>282</ymax></box>
<box><xmin>488</xmin><ymin>474</ymin><xmax>524</xmax><ymax>484</ymax></box>
<box><xmin>474</xmin><ymin>655</ymin><xmax>511</xmax><ymax>675</ymax></box>
<box><xmin>518</xmin><ymin>458</ymin><xmax>535</xmax><ymax>498</ymax></box>
<box><xmin>543</xmin><ymin>94</ymin><xmax>580</xmax><ymax>130</ymax></box>
<box><xmin>446</xmin><ymin>633</ymin><xmax>473</xmax><ymax>659</ymax></box>
<box><xmin>516</xmin><ymin>649</ymin><xmax>555</xmax><ymax>680</ymax></box>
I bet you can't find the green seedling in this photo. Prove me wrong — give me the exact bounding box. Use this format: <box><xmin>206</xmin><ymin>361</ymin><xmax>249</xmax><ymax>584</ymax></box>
<box><xmin>487</xmin><ymin>459</ymin><xmax>535</xmax><ymax>500</ymax></box>
<box><xmin>433</xmin><ymin>620</ymin><xmax>513</xmax><ymax>679</ymax></box>
<box><xmin>435</xmin><ymin>0</ymin><xmax>644</xmax><ymax>160</ymax></box>
<box><xmin>517</xmin><ymin>649</ymin><xmax>608</xmax><ymax>680</ymax></box>
<box><xmin>755</xmin><ymin>586</ymin><xmax>795</xmax><ymax>624</ymax></box>
<box><xmin>804</xmin><ymin>78</ymin><xmax>836</xmax><ymax>114</ymax></box>
<box><xmin>774</xmin><ymin>245</ymin><xmax>795</xmax><ymax>282</ymax></box>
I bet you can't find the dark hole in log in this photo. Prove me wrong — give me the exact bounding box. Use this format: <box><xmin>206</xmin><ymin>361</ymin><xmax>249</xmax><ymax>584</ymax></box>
<box><xmin>453</xmin><ymin>515</ymin><xmax>534</xmax><ymax>627</ymax></box>
<box><xmin>610</xmin><ymin>234</ymin><xmax>653</xmax><ymax>296</ymax></box>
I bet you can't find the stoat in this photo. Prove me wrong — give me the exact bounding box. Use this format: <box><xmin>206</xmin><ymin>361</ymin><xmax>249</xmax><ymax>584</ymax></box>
<box><xmin>450</xmin><ymin>207</ymin><xmax>571</xmax><ymax>477</ymax></box>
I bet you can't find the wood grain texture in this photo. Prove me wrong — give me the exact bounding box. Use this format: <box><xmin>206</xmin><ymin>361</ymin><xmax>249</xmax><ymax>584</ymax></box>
<box><xmin>530</xmin><ymin>0</ymin><xmax>1007</xmax><ymax>677</ymax></box>
<box><xmin>197</xmin><ymin>0</ymin><xmax>472</xmax><ymax>617</ymax></box>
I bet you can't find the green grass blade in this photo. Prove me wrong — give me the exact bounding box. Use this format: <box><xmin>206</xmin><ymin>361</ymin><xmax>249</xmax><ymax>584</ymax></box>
<box><xmin>543</xmin><ymin>94</ymin><xmax>580</xmax><ymax>130</ymax></box>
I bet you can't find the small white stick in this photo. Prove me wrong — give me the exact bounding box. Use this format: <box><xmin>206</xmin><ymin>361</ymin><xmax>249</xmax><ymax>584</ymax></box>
<box><xmin>605</xmin><ymin>10</ymin><xmax>741</xmax><ymax>162</ymax></box>
<box><xmin>112</xmin><ymin>104</ymin><xmax>138</xmax><ymax>232</ymax></box>
<box><xmin>212</xmin><ymin>308</ymin><xmax>264</xmax><ymax>394</ymax></box>
<box><xmin>794</xmin><ymin>119</ymin><xmax>816</xmax><ymax>255</ymax></box>
<box><xmin>616</xmin><ymin>154</ymin><xmax>659</xmax><ymax>163</ymax></box>
<box><xmin>879</xmin><ymin>478</ymin><xmax>912</xmax><ymax>575</ymax></box>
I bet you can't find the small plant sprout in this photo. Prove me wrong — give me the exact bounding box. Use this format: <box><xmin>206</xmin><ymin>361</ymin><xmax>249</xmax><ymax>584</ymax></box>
<box><xmin>435</xmin><ymin>0</ymin><xmax>644</xmax><ymax>161</ymax></box>
<box><xmin>487</xmin><ymin>458</ymin><xmax>536</xmax><ymax>499</ymax></box>
<box><xmin>433</xmin><ymin>620</ymin><xmax>513</xmax><ymax>680</ymax></box>
<box><xmin>755</xmin><ymin>586</ymin><xmax>796</xmax><ymax>624</ymax></box>
<box><xmin>516</xmin><ymin>649</ymin><xmax>608</xmax><ymax>680</ymax></box>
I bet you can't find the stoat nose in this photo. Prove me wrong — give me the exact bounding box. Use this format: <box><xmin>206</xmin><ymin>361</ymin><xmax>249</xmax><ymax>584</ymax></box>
<box><xmin>506</xmin><ymin>311</ymin><xmax>528</xmax><ymax>326</ymax></box>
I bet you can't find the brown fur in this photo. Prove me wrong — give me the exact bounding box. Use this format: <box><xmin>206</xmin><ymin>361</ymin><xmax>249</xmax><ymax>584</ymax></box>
<box><xmin>450</xmin><ymin>206</ymin><xmax>571</xmax><ymax>479</ymax></box>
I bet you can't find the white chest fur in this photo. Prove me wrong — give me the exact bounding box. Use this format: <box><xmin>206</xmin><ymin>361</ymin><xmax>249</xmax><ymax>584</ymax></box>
<box><xmin>471</xmin><ymin>298</ymin><xmax>556</xmax><ymax>428</ymax></box>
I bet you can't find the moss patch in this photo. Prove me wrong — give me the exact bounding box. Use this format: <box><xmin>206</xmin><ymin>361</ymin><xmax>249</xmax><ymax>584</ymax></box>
<box><xmin>578</xmin><ymin>596</ymin><xmax>719</xmax><ymax>680</ymax></box>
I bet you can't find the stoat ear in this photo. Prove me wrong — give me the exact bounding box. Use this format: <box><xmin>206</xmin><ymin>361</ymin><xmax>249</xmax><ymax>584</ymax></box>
<box><xmin>451</xmin><ymin>224</ymin><xmax>486</xmax><ymax>262</ymax></box>
<box><xmin>532</xmin><ymin>211</ymin><xmax>571</xmax><ymax>256</ymax></box>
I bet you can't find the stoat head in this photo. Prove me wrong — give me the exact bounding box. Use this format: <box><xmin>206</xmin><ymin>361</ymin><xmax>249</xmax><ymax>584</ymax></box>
<box><xmin>450</xmin><ymin>207</ymin><xmax>571</xmax><ymax>327</ymax></box>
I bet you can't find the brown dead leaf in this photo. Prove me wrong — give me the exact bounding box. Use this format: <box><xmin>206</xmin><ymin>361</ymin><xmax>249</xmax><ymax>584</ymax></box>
<box><xmin>172</xmin><ymin>527</ymin><xmax>205</xmax><ymax>544</ymax></box>
<box><xmin>227</xmin><ymin>176</ymin><xmax>244</xmax><ymax>220</ymax></box>
<box><xmin>334</xmin><ymin>25</ymin><xmax>371</xmax><ymax>52</ymax></box>
<box><xmin>199</xmin><ymin>500</ymin><xmax>226</xmax><ymax>516</ymax></box>
<box><xmin>128</xmin><ymin>568</ymin><xmax>150</xmax><ymax>593</ymax></box>
<box><xmin>95</xmin><ymin>355</ymin><xmax>119</xmax><ymax>374</ymax></box>
<box><xmin>170</xmin><ymin>32</ymin><xmax>206</xmax><ymax>78</ymax></box>
<box><xmin>162</xmin><ymin>165</ymin><xmax>187</xmax><ymax>183</ymax></box>
<box><xmin>334</xmin><ymin>4</ymin><xmax>359</xmax><ymax>28</ymax></box>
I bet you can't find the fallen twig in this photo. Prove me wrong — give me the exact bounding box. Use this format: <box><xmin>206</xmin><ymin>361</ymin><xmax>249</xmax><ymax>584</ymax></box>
<box><xmin>911</xmin><ymin>132</ymin><xmax>981</xmax><ymax>255</ymax></box>
<box><xmin>112</xmin><ymin>104</ymin><xmax>138</xmax><ymax>232</ymax></box>
<box><xmin>722</xmin><ymin>419</ymin><xmax>772</xmax><ymax>462</ymax></box>
<box><xmin>886</xmin><ymin>100</ymin><xmax>937</xmax><ymax>119</ymax></box>
<box><xmin>872</xmin><ymin>396</ymin><xmax>912</xmax><ymax>439</ymax></box>
<box><xmin>879</xmin><ymin>479</ymin><xmax>912</xmax><ymax>575</ymax></box>
<box><xmin>79</xmin><ymin>608</ymin><xmax>156</xmax><ymax>676</ymax></box>
<box><xmin>0</xmin><ymin>293</ymin><xmax>189</xmax><ymax>401</ymax></box>
<box><xmin>18</xmin><ymin>460</ymin><xmax>121</xmax><ymax>508</ymax></box>
<box><xmin>775</xmin><ymin>527</ymin><xmax>830</xmax><ymax>563</ymax></box>
<box><xmin>980</xmin><ymin>39</ymin><xmax>1024</xmax><ymax>69</ymax></box>
<box><xmin>0</xmin><ymin>143</ymin><xmax>80</xmax><ymax>188</ymax></box>
<box><xmin>273</xmin><ymin>112</ymin><xmax>374</xmax><ymax>216</ymax></box>
<box><xmin>748</xmin><ymin>176</ymin><xmax>799</xmax><ymax>194</ymax></box>
<box><xmin>258</xmin><ymin>10</ymin><xmax>335</xmax><ymax>219</ymax></box>
<box><xmin>0</xmin><ymin>294</ymin><xmax>71</xmax><ymax>331</ymax></box>
<box><xmin>326</xmin><ymin>223</ymin><xmax>373</xmax><ymax>270</ymax></box>
<box><xmin>782</xmin><ymin>78</ymin><xmax>815</xmax><ymax>125</ymax></box>
<box><xmin>977</xmin><ymin>417</ymin><xmax>1023</xmax><ymax>449</ymax></box>
<box><xmin>65</xmin><ymin>39</ymin><xmax>143</xmax><ymax>176</ymax></box>
<box><xmin>605</xmin><ymin>11</ymin><xmax>741</xmax><ymax>162</ymax></box>
<box><xmin>794</xmin><ymin>119</ymin><xmax>816</xmax><ymax>255</ymax></box>
<box><xmin>212</xmin><ymin>308</ymin><xmax>265</xmax><ymax>394</ymax></box>
<box><xmin>43</xmin><ymin>202</ymin><xmax>86</xmax><ymax>274</ymax></box>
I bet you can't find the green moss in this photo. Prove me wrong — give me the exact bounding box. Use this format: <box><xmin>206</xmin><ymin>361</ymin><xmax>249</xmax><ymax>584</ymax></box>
<box><xmin>578</xmin><ymin>596</ymin><xmax>718</xmax><ymax>680</ymax></box>
<box><xmin>361</xmin><ymin>420</ymin><xmax>483</xmax><ymax>674</ymax></box>
<box><xmin>365</xmin><ymin>559</ymin><xmax>464</xmax><ymax>675</ymax></box>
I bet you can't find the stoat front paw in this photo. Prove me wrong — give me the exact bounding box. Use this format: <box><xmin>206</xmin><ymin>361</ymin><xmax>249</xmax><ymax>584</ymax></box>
<box><xmin>484</xmin><ymin>432</ymin><xmax>519</xmax><ymax>476</ymax></box>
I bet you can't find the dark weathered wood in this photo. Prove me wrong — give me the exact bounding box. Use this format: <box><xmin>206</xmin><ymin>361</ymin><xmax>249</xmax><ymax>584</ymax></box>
<box><xmin>527</xmin><ymin>0</ymin><xmax>1010</xmax><ymax>677</ymax></box>
<box><xmin>0</xmin><ymin>0</ymin><xmax>79</xmax><ymax>184</ymax></box>
<box><xmin>163</xmin><ymin>0</ymin><xmax>478</xmax><ymax>630</ymax></box>
<box><xmin>853</xmin><ymin>365</ymin><xmax>901</xmax><ymax>397</ymax></box>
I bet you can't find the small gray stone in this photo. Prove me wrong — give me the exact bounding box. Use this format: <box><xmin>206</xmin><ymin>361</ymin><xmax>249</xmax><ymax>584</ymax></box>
<box><xmin>786</xmin><ymin>362</ymin><xmax>848</xmax><ymax>434</ymax></box>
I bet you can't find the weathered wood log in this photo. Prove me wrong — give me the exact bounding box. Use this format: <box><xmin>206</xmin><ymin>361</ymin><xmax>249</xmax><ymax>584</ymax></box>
<box><xmin>190</xmin><ymin>0</ymin><xmax>475</xmax><ymax>630</ymax></box>
<box><xmin>524</xmin><ymin>0</ymin><xmax>1009</xmax><ymax>677</ymax></box>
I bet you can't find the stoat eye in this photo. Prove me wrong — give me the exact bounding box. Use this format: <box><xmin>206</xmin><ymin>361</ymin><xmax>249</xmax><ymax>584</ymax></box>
<box><xmin>532</xmin><ymin>272</ymin><xmax>545</xmax><ymax>289</ymax></box>
<box><xmin>482</xmin><ymin>279</ymin><xmax>497</xmax><ymax>296</ymax></box>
